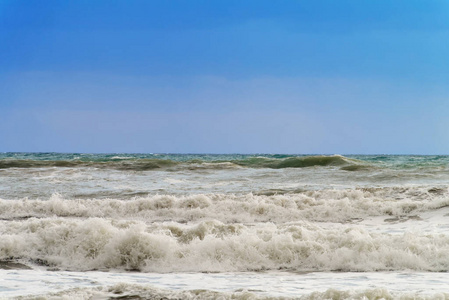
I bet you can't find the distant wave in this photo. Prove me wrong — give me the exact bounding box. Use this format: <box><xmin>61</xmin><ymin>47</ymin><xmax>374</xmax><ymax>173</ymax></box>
<box><xmin>234</xmin><ymin>155</ymin><xmax>362</xmax><ymax>169</ymax></box>
<box><xmin>0</xmin><ymin>155</ymin><xmax>369</xmax><ymax>171</ymax></box>
<box><xmin>0</xmin><ymin>159</ymin><xmax>179</xmax><ymax>170</ymax></box>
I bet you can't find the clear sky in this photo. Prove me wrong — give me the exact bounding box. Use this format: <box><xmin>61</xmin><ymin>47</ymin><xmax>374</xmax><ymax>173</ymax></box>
<box><xmin>1</xmin><ymin>0</ymin><xmax>448</xmax><ymax>154</ymax></box>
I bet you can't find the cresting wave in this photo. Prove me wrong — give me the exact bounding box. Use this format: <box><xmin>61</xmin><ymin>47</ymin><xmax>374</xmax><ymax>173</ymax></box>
<box><xmin>234</xmin><ymin>155</ymin><xmax>363</xmax><ymax>169</ymax></box>
<box><xmin>3</xmin><ymin>217</ymin><xmax>449</xmax><ymax>272</ymax></box>
<box><xmin>0</xmin><ymin>155</ymin><xmax>367</xmax><ymax>171</ymax></box>
<box><xmin>13</xmin><ymin>284</ymin><xmax>449</xmax><ymax>300</ymax></box>
<box><xmin>1</xmin><ymin>187</ymin><xmax>448</xmax><ymax>223</ymax></box>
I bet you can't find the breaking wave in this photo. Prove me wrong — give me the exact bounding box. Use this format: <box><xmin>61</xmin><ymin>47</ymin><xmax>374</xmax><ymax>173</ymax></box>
<box><xmin>2</xmin><ymin>216</ymin><xmax>449</xmax><ymax>273</ymax></box>
<box><xmin>1</xmin><ymin>186</ymin><xmax>448</xmax><ymax>223</ymax></box>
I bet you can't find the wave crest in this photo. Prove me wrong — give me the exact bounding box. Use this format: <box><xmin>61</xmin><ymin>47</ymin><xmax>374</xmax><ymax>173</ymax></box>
<box><xmin>0</xmin><ymin>155</ymin><xmax>367</xmax><ymax>171</ymax></box>
<box><xmin>3</xmin><ymin>218</ymin><xmax>449</xmax><ymax>272</ymax></box>
<box><xmin>1</xmin><ymin>187</ymin><xmax>447</xmax><ymax>223</ymax></box>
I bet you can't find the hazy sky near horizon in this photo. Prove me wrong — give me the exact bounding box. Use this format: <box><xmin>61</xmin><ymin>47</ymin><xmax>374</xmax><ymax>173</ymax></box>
<box><xmin>1</xmin><ymin>0</ymin><xmax>449</xmax><ymax>154</ymax></box>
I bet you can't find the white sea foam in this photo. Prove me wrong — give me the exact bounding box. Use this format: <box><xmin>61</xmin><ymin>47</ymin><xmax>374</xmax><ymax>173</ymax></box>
<box><xmin>2</xmin><ymin>269</ymin><xmax>448</xmax><ymax>297</ymax></box>
<box><xmin>1</xmin><ymin>187</ymin><xmax>448</xmax><ymax>223</ymax></box>
<box><xmin>11</xmin><ymin>281</ymin><xmax>449</xmax><ymax>300</ymax></box>
<box><xmin>2</xmin><ymin>217</ymin><xmax>449</xmax><ymax>272</ymax></box>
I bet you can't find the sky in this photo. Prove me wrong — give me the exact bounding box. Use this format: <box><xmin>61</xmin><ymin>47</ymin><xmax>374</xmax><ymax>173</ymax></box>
<box><xmin>1</xmin><ymin>0</ymin><xmax>449</xmax><ymax>154</ymax></box>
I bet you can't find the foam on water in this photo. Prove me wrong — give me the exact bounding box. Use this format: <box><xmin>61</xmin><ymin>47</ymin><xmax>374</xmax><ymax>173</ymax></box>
<box><xmin>2</xmin><ymin>153</ymin><xmax>449</xmax><ymax>298</ymax></box>
<box><xmin>3</xmin><ymin>216</ymin><xmax>449</xmax><ymax>272</ymax></box>
<box><xmin>5</xmin><ymin>271</ymin><xmax>449</xmax><ymax>299</ymax></box>
<box><xmin>1</xmin><ymin>187</ymin><xmax>448</xmax><ymax>223</ymax></box>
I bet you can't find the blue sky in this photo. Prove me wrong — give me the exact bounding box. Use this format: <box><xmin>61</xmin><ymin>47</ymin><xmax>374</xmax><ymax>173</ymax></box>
<box><xmin>1</xmin><ymin>0</ymin><xmax>448</xmax><ymax>154</ymax></box>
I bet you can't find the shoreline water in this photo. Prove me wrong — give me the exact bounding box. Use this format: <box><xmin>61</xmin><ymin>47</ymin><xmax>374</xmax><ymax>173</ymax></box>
<box><xmin>4</xmin><ymin>269</ymin><xmax>449</xmax><ymax>299</ymax></box>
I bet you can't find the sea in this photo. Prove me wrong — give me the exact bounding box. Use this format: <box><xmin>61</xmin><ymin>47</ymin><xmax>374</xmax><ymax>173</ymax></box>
<box><xmin>1</xmin><ymin>153</ymin><xmax>449</xmax><ymax>299</ymax></box>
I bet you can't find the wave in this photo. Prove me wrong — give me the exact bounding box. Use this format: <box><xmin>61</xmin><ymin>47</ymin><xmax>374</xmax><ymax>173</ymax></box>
<box><xmin>235</xmin><ymin>155</ymin><xmax>358</xmax><ymax>168</ymax></box>
<box><xmin>3</xmin><ymin>218</ymin><xmax>449</xmax><ymax>272</ymax></box>
<box><xmin>0</xmin><ymin>155</ymin><xmax>368</xmax><ymax>171</ymax></box>
<box><xmin>3</xmin><ymin>153</ymin><xmax>449</xmax><ymax>173</ymax></box>
<box><xmin>1</xmin><ymin>187</ymin><xmax>448</xmax><ymax>223</ymax></box>
<box><xmin>14</xmin><ymin>283</ymin><xmax>449</xmax><ymax>300</ymax></box>
<box><xmin>0</xmin><ymin>159</ymin><xmax>179</xmax><ymax>171</ymax></box>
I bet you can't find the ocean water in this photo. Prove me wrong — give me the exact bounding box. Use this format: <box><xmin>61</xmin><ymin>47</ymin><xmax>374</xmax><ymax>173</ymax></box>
<box><xmin>1</xmin><ymin>153</ymin><xmax>449</xmax><ymax>299</ymax></box>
